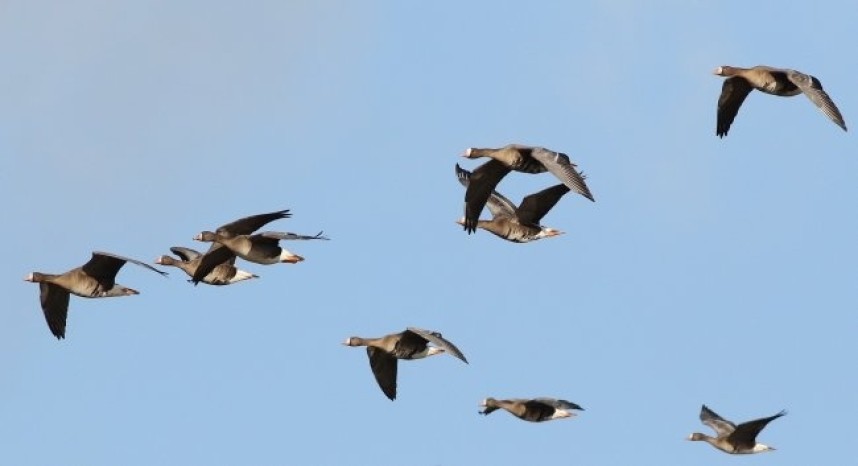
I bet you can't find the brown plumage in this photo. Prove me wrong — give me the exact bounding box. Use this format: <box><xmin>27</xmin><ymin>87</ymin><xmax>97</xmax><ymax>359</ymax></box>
<box><xmin>479</xmin><ymin>397</ymin><xmax>584</xmax><ymax>422</ymax></box>
<box><xmin>714</xmin><ymin>65</ymin><xmax>846</xmax><ymax>137</ymax></box>
<box><xmin>343</xmin><ymin>327</ymin><xmax>468</xmax><ymax>400</ymax></box>
<box><xmin>455</xmin><ymin>164</ymin><xmax>569</xmax><ymax>242</ymax></box>
<box><xmin>460</xmin><ymin>144</ymin><xmax>594</xmax><ymax>233</ymax></box>
<box><xmin>688</xmin><ymin>404</ymin><xmax>786</xmax><ymax>454</ymax></box>
<box><xmin>25</xmin><ymin>251</ymin><xmax>168</xmax><ymax>339</ymax></box>
<box><xmin>190</xmin><ymin>210</ymin><xmax>327</xmax><ymax>284</ymax></box>
<box><xmin>155</xmin><ymin>247</ymin><xmax>258</xmax><ymax>285</ymax></box>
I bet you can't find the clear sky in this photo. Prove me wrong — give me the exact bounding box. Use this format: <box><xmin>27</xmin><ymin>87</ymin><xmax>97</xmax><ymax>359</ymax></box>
<box><xmin>2</xmin><ymin>1</ymin><xmax>856</xmax><ymax>465</ymax></box>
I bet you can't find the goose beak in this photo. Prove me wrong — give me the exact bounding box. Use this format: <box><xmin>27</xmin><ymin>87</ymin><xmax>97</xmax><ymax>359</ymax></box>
<box><xmin>23</xmin><ymin>274</ymin><xmax>34</xmax><ymax>282</ymax></box>
<box><xmin>461</xmin><ymin>148</ymin><xmax>473</xmax><ymax>157</ymax></box>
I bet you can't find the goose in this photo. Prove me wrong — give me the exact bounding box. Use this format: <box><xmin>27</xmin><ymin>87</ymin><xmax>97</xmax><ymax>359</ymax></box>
<box><xmin>688</xmin><ymin>404</ymin><xmax>786</xmax><ymax>454</ymax></box>
<box><xmin>155</xmin><ymin>247</ymin><xmax>258</xmax><ymax>285</ymax></box>
<box><xmin>479</xmin><ymin>397</ymin><xmax>584</xmax><ymax>422</ymax></box>
<box><xmin>25</xmin><ymin>251</ymin><xmax>168</xmax><ymax>339</ymax></box>
<box><xmin>460</xmin><ymin>144</ymin><xmax>593</xmax><ymax>233</ymax></box>
<box><xmin>188</xmin><ymin>209</ymin><xmax>324</xmax><ymax>284</ymax></box>
<box><xmin>192</xmin><ymin>230</ymin><xmax>328</xmax><ymax>284</ymax></box>
<box><xmin>714</xmin><ymin>65</ymin><xmax>847</xmax><ymax>137</ymax></box>
<box><xmin>343</xmin><ymin>327</ymin><xmax>468</xmax><ymax>400</ymax></box>
<box><xmin>455</xmin><ymin>164</ymin><xmax>568</xmax><ymax>242</ymax></box>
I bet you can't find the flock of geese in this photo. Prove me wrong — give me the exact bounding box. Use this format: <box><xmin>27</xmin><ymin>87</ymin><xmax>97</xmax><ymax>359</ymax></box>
<box><xmin>24</xmin><ymin>64</ymin><xmax>847</xmax><ymax>456</ymax></box>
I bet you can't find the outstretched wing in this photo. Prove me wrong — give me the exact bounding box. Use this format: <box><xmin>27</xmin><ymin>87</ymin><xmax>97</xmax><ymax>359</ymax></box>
<box><xmin>406</xmin><ymin>327</ymin><xmax>468</xmax><ymax>364</ymax></box>
<box><xmin>191</xmin><ymin>246</ymin><xmax>236</xmax><ymax>285</ymax></box>
<box><xmin>515</xmin><ymin>184</ymin><xmax>570</xmax><ymax>225</ymax></box>
<box><xmin>456</xmin><ymin>164</ymin><xmax>516</xmax><ymax>219</ymax></box>
<box><xmin>216</xmin><ymin>210</ymin><xmax>291</xmax><ymax>236</ymax></box>
<box><xmin>256</xmin><ymin>231</ymin><xmax>330</xmax><ymax>241</ymax></box>
<box><xmin>39</xmin><ymin>283</ymin><xmax>70</xmax><ymax>340</ymax></box>
<box><xmin>728</xmin><ymin>410</ymin><xmax>787</xmax><ymax>451</ymax></box>
<box><xmin>528</xmin><ymin>148</ymin><xmax>594</xmax><ymax>201</ymax></box>
<box><xmin>367</xmin><ymin>347</ymin><xmax>398</xmax><ymax>401</ymax></box>
<box><xmin>716</xmin><ymin>76</ymin><xmax>753</xmax><ymax>137</ymax></box>
<box><xmin>532</xmin><ymin>398</ymin><xmax>584</xmax><ymax>411</ymax></box>
<box><xmin>700</xmin><ymin>405</ymin><xmax>737</xmax><ymax>436</ymax></box>
<box><xmin>787</xmin><ymin>70</ymin><xmax>847</xmax><ymax>131</ymax></box>
<box><xmin>169</xmin><ymin>246</ymin><xmax>203</xmax><ymax>262</ymax></box>
<box><xmin>84</xmin><ymin>251</ymin><xmax>167</xmax><ymax>289</ymax></box>
<box><xmin>461</xmin><ymin>159</ymin><xmax>513</xmax><ymax>233</ymax></box>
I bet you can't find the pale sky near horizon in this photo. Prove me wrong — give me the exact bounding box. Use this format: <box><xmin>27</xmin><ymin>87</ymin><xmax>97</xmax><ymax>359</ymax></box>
<box><xmin>1</xmin><ymin>1</ymin><xmax>856</xmax><ymax>465</ymax></box>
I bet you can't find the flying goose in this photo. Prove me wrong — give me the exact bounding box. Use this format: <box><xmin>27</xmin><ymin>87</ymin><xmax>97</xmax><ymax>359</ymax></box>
<box><xmin>155</xmin><ymin>247</ymin><xmax>258</xmax><ymax>285</ymax></box>
<box><xmin>714</xmin><ymin>65</ymin><xmax>847</xmax><ymax>137</ymax></box>
<box><xmin>343</xmin><ymin>327</ymin><xmax>468</xmax><ymax>400</ymax></box>
<box><xmin>479</xmin><ymin>397</ymin><xmax>584</xmax><ymax>422</ymax></box>
<box><xmin>192</xmin><ymin>230</ymin><xmax>328</xmax><ymax>283</ymax></box>
<box><xmin>459</xmin><ymin>144</ymin><xmax>593</xmax><ymax>233</ymax></box>
<box><xmin>688</xmin><ymin>404</ymin><xmax>786</xmax><ymax>454</ymax></box>
<box><xmin>455</xmin><ymin>164</ymin><xmax>568</xmax><ymax>242</ymax></box>
<box><xmin>25</xmin><ymin>251</ymin><xmax>168</xmax><ymax>339</ymax></box>
<box><xmin>189</xmin><ymin>209</ymin><xmax>326</xmax><ymax>284</ymax></box>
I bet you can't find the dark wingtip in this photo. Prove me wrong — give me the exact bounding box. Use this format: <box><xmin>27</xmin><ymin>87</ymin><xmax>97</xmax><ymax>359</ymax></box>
<box><xmin>464</xmin><ymin>220</ymin><xmax>478</xmax><ymax>234</ymax></box>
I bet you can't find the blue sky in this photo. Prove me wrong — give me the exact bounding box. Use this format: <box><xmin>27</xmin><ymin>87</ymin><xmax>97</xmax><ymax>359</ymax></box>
<box><xmin>2</xmin><ymin>1</ymin><xmax>856</xmax><ymax>464</ymax></box>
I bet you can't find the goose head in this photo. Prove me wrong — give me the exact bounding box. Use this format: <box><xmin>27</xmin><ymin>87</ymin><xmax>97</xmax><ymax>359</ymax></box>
<box><xmin>479</xmin><ymin>397</ymin><xmax>496</xmax><ymax>408</ymax></box>
<box><xmin>713</xmin><ymin>66</ymin><xmax>738</xmax><ymax>77</ymax></box>
<box><xmin>461</xmin><ymin>147</ymin><xmax>475</xmax><ymax>158</ymax></box>
<box><xmin>154</xmin><ymin>255</ymin><xmax>177</xmax><ymax>266</ymax></box>
<box><xmin>687</xmin><ymin>433</ymin><xmax>707</xmax><ymax>441</ymax></box>
<box><xmin>342</xmin><ymin>337</ymin><xmax>363</xmax><ymax>347</ymax></box>
<box><xmin>194</xmin><ymin>231</ymin><xmax>218</xmax><ymax>243</ymax></box>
